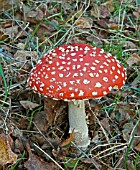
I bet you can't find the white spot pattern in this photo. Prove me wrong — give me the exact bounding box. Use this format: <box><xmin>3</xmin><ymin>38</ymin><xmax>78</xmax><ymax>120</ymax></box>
<box><xmin>95</xmin><ymin>82</ymin><xmax>102</xmax><ymax>88</ymax></box>
<box><xmin>28</xmin><ymin>44</ymin><xmax>126</xmax><ymax>100</ymax></box>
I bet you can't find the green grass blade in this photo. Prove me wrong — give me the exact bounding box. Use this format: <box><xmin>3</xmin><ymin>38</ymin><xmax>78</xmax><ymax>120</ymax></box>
<box><xmin>0</xmin><ymin>62</ymin><xmax>7</xmax><ymax>89</ymax></box>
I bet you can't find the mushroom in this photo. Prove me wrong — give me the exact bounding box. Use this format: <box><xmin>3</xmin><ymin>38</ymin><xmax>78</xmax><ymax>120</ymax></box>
<box><xmin>27</xmin><ymin>44</ymin><xmax>127</xmax><ymax>148</ymax></box>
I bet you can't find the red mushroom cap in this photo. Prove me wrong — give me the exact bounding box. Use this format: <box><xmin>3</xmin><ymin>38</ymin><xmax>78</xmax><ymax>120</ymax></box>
<box><xmin>27</xmin><ymin>44</ymin><xmax>126</xmax><ymax>100</ymax></box>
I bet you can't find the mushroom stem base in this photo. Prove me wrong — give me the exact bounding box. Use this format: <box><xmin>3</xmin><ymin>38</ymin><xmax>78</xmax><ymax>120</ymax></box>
<box><xmin>68</xmin><ymin>100</ymin><xmax>90</xmax><ymax>148</ymax></box>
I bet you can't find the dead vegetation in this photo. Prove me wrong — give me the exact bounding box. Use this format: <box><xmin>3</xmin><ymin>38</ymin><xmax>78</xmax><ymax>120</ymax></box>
<box><xmin>0</xmin><ymin>0</ymin><xmax>140</xmax><ymax>169</ymax></box>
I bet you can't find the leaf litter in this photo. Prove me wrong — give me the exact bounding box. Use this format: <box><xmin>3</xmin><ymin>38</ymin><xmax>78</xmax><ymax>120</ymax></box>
<box><xmin>0</xmin><ymin>0</ymin><xmax>140</xmax><ymax>169</ymax></box>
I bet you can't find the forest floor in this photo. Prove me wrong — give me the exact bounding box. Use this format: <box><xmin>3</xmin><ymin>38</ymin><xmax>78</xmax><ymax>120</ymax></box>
<box><xmin>0</xmin><ymin>0</ymin><xmax>140</xmax><ymax>169</ymax></box>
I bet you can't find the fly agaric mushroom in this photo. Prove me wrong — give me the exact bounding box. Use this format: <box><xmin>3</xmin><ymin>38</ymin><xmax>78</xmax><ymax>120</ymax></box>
<box><xmin>27</xmin><ymin>44</ymin><xmax>126</xmax><ymax>148</ymax></box>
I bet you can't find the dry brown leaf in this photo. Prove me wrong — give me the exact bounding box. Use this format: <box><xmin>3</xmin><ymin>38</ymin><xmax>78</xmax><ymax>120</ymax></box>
<box><xmin>0</xmin><ymin>30</ymin><xmax>9</xmax><ymax>41</ymax></box>
<box><xmin>108</xmin><ymin>23</ymin><xmax>119</xmax><ymax>30</ymax></box>
<box><xmin>25</xmin><ymin>142</ymin><xmax>59</xmax><ymax>170</ymax></box>
<box><xmin>44</xmin><ymin>98</ymin><xmax>67</xmax><ymax>129</ymax></box>
<box><xmin>126</xmin><ymin>160</ymin><xmax>134</xmax><ymax>170</ymax></box>
<box><xmin>118</xmin><ymin>104</ymin><xmax>135</xmax><ymax>118</ymax></box>
<box><xmin>44</xmin><ymin>98</ymin><xmax>58</xmax><ymax>128</ymax></box>
<box><xmin>102</xmin><ymin>0</ymin><xmax>114</xmax><ymax>13</ymax></box>
<box><xmin>1</xmin><ymin>20</ymin><xmax>13</xmax><ymax>29</ymax></box>
<box><xmin>91</xmin><ymin>5</ymin><xmax>100</xmax><ymax>18</ymax></box>
<box><xmin>86</xmin><ymin>35</ymin><xmax>103</xmax><ymax>46</ymax></box>
<box><xmin>91</xmin><ymin>4</ymin><xmax>110</xmax><ymax>18</ymax></box>
<box><xmin>0</xmin><ymin>26</ymin><xmax>18</xmax><ymax>40</ymax></box>
<box><xmin>91</xmin><ymin>0</ymin><xmax>114</xmax><ymax>18</ymax></box>
<box><xmin>80</xmin><ymin>158</ymin><xmax>102</xmax><ymax>169</ymax></box>
<box><xmin>0</xmin><ymin>0</ymin><xmax>21</xmax><ymax>11</ymax></box>
<box><xmin>131</xmin><ymin>73</ymin><xmax>140</xmax><ymax>87</ymax></box>
<box><xmin>75</xmin><ymin>17</ymin><xmax>93</xmax><ymax>29</ymax></box>
<box><xmin>126</xmin><ymin>53</ymin><xmax>140</xmax><ymax>67</ymax></box>
<box><xmin>17</xmin><ymin>43</ymin><xmax>25</xmax><ymax>50</ymax></box>
<box><xmin>26</xmin><ymin>9</ymin><xmax>44</xmax><ymax>24</ymax></box>
<box><xmin>133</xmin><ymin>11</ymin><xmax>140</xmax><ymax>21</ymax></box>
<box><xmin>20</xmin><ymin>100</ymin><xmax>40</xmax><ymax>110</ymax></box>
<box><xmin>14</xmin><ymin>50</ymin><xmax>37</xmax><ymax>69</ymax></box>
<box><xmin>122</xmin><ymin>121</ymin><xmax>140</xmax><ymax>148</ymax></box>
<box><xmin>99</xmin><ymin>5</ymin><xmax>111</xmax><ymax>18</ymax></box>
<box><xmin>0</xmin><ymin>133</ymin><xmax>17</xmax><ymax>166</ymax></box>
<box><xmin>33</xmin><ymin>111</ymin><xmax>48</xmax><ymax>133</ymax></box>
<box><xmin>100</xmin><ymin>118</ymin><xmax>110</xmax><ymax>133</ymax></box>
<box><xmin>124</xmin><ymin>41</ymin><xmax>137</xmax><ymax>49</ymax></box>
<box><xmin>61</xmin><ymin>129</ymin><xmax>74</xmax><ymax>148</ymax></box>
<box><xmin>36</xmin><ymin>25</ymin><xmax>51</xmax><ymax>42</ymax></box>
<box><xmin>95</xmin><ymin>19</ymin><xmax>109</xmax><ymax>29</ymax></box>
<box><xmin>122</xmin><ymin>123</ymin><xmax>134</xmax><ymax>142</ymax></box>
<box><xmin>135</xmin><ymin>142</ymin><xmax>140</xmax><ymax>152</ymax></box>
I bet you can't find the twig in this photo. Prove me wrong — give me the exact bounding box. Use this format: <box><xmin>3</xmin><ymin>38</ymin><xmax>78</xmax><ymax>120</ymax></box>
<box><xmin>72</xmin><ymin>142</ymin><xmax>101</xmax><ymax>170</ymax></box>
<box><xmin>87</xmin><ymin>101</ymin><xmax>110</xmax><ymax>144</ymax></box>
<box><xmin>94</xmin><ymin>143</ymin><xmax>127</xmax><ymax>158</ymax></box>
<box><xmin>98</xmin><ymin>146</ymin><xmax>127</xmax><ymax>159</ymax></box>
<box><xmin>33</xmin><ymin>143</ymin><xmax>64</xmax><ymax>170</ymax></box>
<box><xmin>2</xmin><ymin>10</ymin><xmax>41</xmax><ymax>57</ymax></box>
<box><xmin>33</xmin><ymin>122</ymin><xmax>55</xmax><ymax>149</ymax></box>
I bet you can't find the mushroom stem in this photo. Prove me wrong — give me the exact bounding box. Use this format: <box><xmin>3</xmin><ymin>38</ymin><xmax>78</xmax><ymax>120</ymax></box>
<box><xmin>68</xmin><ymin>100</ymin><xmax>90</xmax><ymax>148</ymax></box>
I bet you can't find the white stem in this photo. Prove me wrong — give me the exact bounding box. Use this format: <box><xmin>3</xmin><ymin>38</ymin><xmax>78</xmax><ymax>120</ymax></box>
<box><xmin>68</xmin><ymin>100</ymin><xmax>90</xmax><ymax>148</ymax></box>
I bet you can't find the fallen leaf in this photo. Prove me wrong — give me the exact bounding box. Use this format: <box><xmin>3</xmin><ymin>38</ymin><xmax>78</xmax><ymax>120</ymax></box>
<box><xmin>131</xmin><ymin>73</ymin><xmax>140</xmax><ymax>87</ymax></box>
<box><xmin>118</xmin><ymin>103</ymin><xmax>135</xmax><ymax>119</ymax></box>
<box><xmin>126</xmin><ymin>53</ymin><xmax>140</xmax><ymax>67</ymax></box>
<box><xmin>26</xmin><ymin>9</ymin><xmax>44</xmax><ymax>24</ymax></box>
<box><xmin>0</xmin><ymin>30</ymin><xmax>9</xmax><ymax>41</ymax></box>
<box><xmin>122</xmin><ymin>121</ymin><xmax>140</xmax><ymax>149</ymax></box>
<box><xmin>99</xmin><ymin>5</ymin><xmax>111</xmax><ymax>18</ymax></box>
<box><xmin>100</xmin><ymin>118</ymin><xmax>110</xmax><ymax>133</ymax></box>
<box><xmin>33</xmin><ymin>111</ymin><xmax>48</xmax><ymax>133</ymax></box>
<box><xmin>135</xmin><ymin>142</ymin><xmax>140</xmax><ymax>152</ymax></box>
<box><xmin>14</xmin><ymin>50</ymin><xmax>37</xmax><ymax>69</ymax></box>
<box><xmin>133</xmin><ymin>11</ymin><xmax>140</xmax><ymax>21</ymax></box>
<box><xmin>0</xmin><ymin>0</ymin><xmax>21</xmax><ymax>11</ymax></box>
<box><xmin>61</xmin><ymin>129</ymin><xmax>74</xmax><ymax>148</ymax></box>
<box><xmin>80</xmin><ymin>158</ymin><xmax>102</xmax><ymax>169</ymax></box>
<box><xmin>91</xmin><ymin>4</ymin><xmax>110</xmax><ymax>18</ymax></box>
<box><xmin>75</xmin><ymin>17</ymin><xmax>93</xmax><ymax>29</ymax></box>
<box><xmin>126</xmin><ymin>160</ymin><xmax>134</xmax><ymax>170</ymax></box>
<box><xmin>0</xmin><ymin>26</ymin><xmax>18</xmax><ymax>40</ymax></box>
<box><xmin>67</xmin><ymin>36</ymin><xmax>86</xmax><ymax>45</ymax></box>
<box><xmin>95</xmin><ymin>19</ymin><xmax>109</xmax><ymax>29</ymax></box>
<box><xmin>24</xmin><ymin>142</ymin><xmax>59</xmax><ymax>170</ymax></box>
<box><xmin>109</xmin><ymin>23</ymin><xmax>119</xmax><ymax>30</ymax></box>
<box><xmin>91</xmin><ymin>133</ymin><xmax>100</xmax><ymax>144</ymax></box>
<box><xmin>102</xmin><ymin>0</ymin><xmax>114</xmax><ymax>13</ymax></box>
<box><xmin>36</xmin><ymin>24</ymin><xmax>51</xmax><ymax>42</ymax></box>
<box><xmin>86</xmin><ymin>35</ymin><xmax>103</xmax><ymax>46</ymax></box>
<box><xmin>91</xmin><ymin>4</ymin><xmax>98</xmax><ymax>18</ymax></box>
<box><xmin>1</xmin><ymin>20</ymin><xmax>13</xmax><ymax>29</ymax></box>
<box><xmin>44</xmin><ymin>98</ymin><xmax>66</xmax><ymax>129</ymax></box>
<box><xmin>122</xmin><ymin>122</ymin><xmax>134</xmax><ymax>142</ymax></box>
<box><xmin>20</xmin><ymin>100</ymin><xmax>40</xmax><ymax>110</ymax></box>
<box><xmin>124</xmin><ymin>41</ymin><xmax>137</xmax><ymax>49</ymax></box>
<box><xmin>0</xmin><ymin>133</ymin><xmax>17</xmax><ymax>166</ymax></box>
<box><xmin>17</xmin><ymin>43</ymin><xmax>25</xmax><ymax>50</ymax></box>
